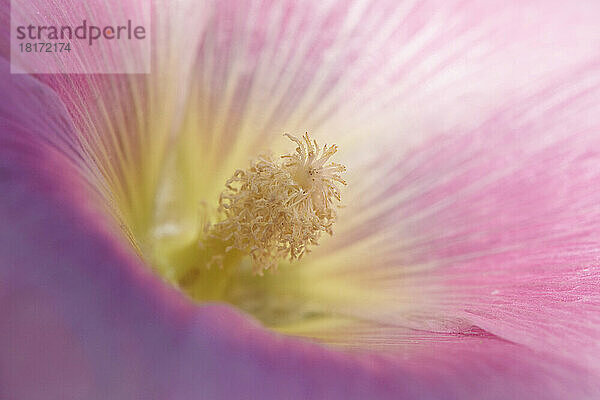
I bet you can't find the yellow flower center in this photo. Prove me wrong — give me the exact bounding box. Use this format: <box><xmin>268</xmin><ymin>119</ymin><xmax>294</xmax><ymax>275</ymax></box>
<box><xmin>150</xmin><ymin>132</ymin><xmax>347</xmax><ymax>319</ymax></box>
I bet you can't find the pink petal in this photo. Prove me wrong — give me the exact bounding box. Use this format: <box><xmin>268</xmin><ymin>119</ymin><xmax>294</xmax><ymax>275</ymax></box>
<box><xmin>3</xmin><ymin>0</ymin><xmax>600</xmax><ymax>398</ymax></box>
<box><xmin>315</xmin><ymin>62</ymin><xmax>600</xmax><ymax>377</ymax></box>
<box><xmin>393</xmin><ymin>65</ymin><xmax>600</xmax><ymax>363</ymax></box>
<box><xmin>1</xmin><ymin>53</ymin><xmax>599</xmax><ymax>400</ymax></box>
<box><xmin>10</xmin><ymin>0</ymin><xmax>599</xmax><ymax>176</ymax></box>
<box><xmin>1</xmin><ymin>0</ymin><xmax>211</xmax><ymax>235</ymax></box>
<box><xmin>0</xmin><ymin>67</ymin><xmax>596</xmax><ymax>399</ymax></box>
<box><xmin>177</xmin><ymin>0</ymin><xmax>600</xmax><ymax>156</ymax></box>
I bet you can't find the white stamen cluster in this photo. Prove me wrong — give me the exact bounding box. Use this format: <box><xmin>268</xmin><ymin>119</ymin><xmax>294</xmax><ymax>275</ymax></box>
<box><xmin>210</xmin><ymin>133</ymin><xmax>346</xmax><ymax>274</ymax></box>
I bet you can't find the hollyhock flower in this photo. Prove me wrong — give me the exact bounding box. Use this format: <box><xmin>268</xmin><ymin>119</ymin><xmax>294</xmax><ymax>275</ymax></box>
<box><xmin>2</xmin><ymin>0</ymin><xmax>600</xmax><ymax>398</ymax></box>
